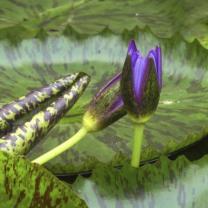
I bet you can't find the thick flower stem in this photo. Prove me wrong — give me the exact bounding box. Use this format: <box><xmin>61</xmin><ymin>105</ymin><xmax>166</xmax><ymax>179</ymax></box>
<box><xmin>131</xmin><ymin>123</ymin><xmax>145</xmax><ymax>168</ymax></box>
<box><xmin>32</xmin><ymin>127</ymin><xmax>88</xmax><ymax>165</ymax></box>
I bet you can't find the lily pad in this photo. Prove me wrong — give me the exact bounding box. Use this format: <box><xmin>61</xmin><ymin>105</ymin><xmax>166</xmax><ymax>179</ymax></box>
<box><xmin>73</xmin><ymin>155</ymin><xmax>208</xmax><ymax>208</ymax></box>
<box><xmin>0</xmin><ymin>28</ymin><xmax>208</xmax><ymax>174</ymax></box>
<box><xmin>0</xmin><ymin>150</ymin><xmax>86</xmax><ymax>207</ymax></box>
<box><xmin>1</xmin><ymin>1</ymin><xmax>208</xmax><ymax>207</ymax></box>
<box><xmin>1</xmin><ymin>0</ymin><xmax>208</xmax><ymax>48</ymax></box>
<box><xmin>1</xmin><ymin>0</ymin><xmax>208</xmax><ymax>175</ymax></box>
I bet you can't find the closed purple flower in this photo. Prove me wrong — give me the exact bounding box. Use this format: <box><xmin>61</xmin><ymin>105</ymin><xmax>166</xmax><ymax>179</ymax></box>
<box><xmin>83</xmin><ymin>73</ymin><xmax>126</xmax><ymax>132</ymax></box>
<box><xmin>121</xmin><ymin>40</ymin><xmax>162</xmax><ymax>122</ymax></box>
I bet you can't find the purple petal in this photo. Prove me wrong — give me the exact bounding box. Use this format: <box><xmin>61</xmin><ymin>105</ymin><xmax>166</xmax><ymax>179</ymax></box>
<box><xmin>132</xmin><ymin>56</ymin><xmax>149</xmax><ymax>102</ymax></box>
<box><xmin>148</xmin><ymin>48</ymin><xmax>157</xmax><ymax>68</ymax></box>
<box><xmin>131</xmin><ymin>52</ymin><xmax>139</xmax><ymax>69</ymax></box>
<box><xmin>128</xmin><ymin>40</ymin><xmax>137</xmax><ymax>56</ymax></box>
<box><xmin>108</xmin><ymin>96</ymin><xmax>124</xmax><ymax>114</ymax></box>
<box><xmin>128</xmin><ymin>40</ymin><xmax>143</xmax><ymax>70</ymax></box>
<box><xmin>156</xmin><ymin>47</ymin><xmax>162</xmax><ymax>90</ymax></box>
<box><xmin>95</xmin><ymin>72</ymin><xmax>121</xmax><ymax>98</ymax></box>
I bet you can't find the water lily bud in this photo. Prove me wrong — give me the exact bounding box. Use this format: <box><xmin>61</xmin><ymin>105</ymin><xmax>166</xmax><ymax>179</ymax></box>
<box><xmin>0</xmin><ymin>73</ymin><xmax>80</xmax><ymax>135</ymax></box>
<box><xmin>0</xmin><ymin>73</ymin><xmax>90</xmax><ymax>155</ymax></box>
<box><xmin>83</xmin><ymin>73</ymin><xmax>126</xmax><ymax>132</ymax></box>
<box><xmin>121</xmin><ymin>40</ymin><xmax>162</xmax><ymax>123</ymax></box>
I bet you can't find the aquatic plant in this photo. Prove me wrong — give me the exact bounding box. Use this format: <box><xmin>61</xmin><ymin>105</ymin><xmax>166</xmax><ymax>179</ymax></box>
<box><xmin>32</xmin><ymin>73</ymin><xmax>126</xmax><ymax>164</ymax></box>
<box><xmin>0</xmin><ymin>72</ymin><xmax>90</xmax><ymax>155</ymax></box>
<box><xmin>121</xmin><ymin>40</ymin><xmax>162</xmax><ymax>167</ymax></box>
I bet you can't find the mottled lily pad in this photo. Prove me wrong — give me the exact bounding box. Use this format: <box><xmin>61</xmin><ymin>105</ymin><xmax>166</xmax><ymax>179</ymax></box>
<box><xmin>0</xmin><ymin>150</ymin><xmax>86</xmax><ymax>208</ymax></box>
<box><xmin>73</xmin><ymin>155</ymin><xmax>208</xmax><ymax>208</ymax></box>
<box><xmin>0</xmin><ymin>28</ymin><xmax>208</xmax><ymax>174</ymax></box>
<box><xmin>1</xmin><ymin>1</ymin><xmax>208</xmax><ymax>207</ymax></box>
<box><xmin>1</xmin><ymin>0</ymin><xmax>208</xmax><ymax>48</ymax></box>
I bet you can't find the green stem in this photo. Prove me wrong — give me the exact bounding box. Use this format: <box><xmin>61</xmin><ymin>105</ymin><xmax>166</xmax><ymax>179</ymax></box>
<box><xmin>0</xmin><ymin>139</ymin><xmax>6</xmax><ymax>144</ymax></box>
<box><xmin>32</xmin><ymin>127</ymin><xmax>88</xmax><ymax>165</ymax></box>
<box><xmin>131</xmin><ymin>123</ymin><xmax>145</xmax><ymax>168</ymax></box>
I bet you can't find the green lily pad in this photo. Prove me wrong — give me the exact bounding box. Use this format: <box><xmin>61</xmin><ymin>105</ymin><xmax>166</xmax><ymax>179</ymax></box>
<box><xmin>1</xmin><ymin>28</ymin><xmax>208</xmax><ymax>173</ymax></box>
<box><xmin>1</xmin><ymin>0</ymin><xmax>208</xmax><ymax>48</ymax></box>
<box><xmin>73</xmin><ymin>155</ymin><xmax>208</xmax><ymax>208</ymax></box>
<box><xmin>1</xmin><ymin>1</ymin><xmax>208</xmax><ymax>206</ymax></box>
<box><xmin>0</xmin><ymin>150</ymin><xmax>86</xmax><ymax>207</ymax></box>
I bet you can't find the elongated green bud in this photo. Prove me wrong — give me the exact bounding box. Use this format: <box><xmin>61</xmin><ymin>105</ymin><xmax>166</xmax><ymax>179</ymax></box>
<box><xmin>0</xmin><ymin>73</ymin><xmax>90</xmax><ymax>155</ymax></box>
<box><xmin>0</xmin><ymin>73</ymin><xmax>80</xmax><ymax>135</ymax></box>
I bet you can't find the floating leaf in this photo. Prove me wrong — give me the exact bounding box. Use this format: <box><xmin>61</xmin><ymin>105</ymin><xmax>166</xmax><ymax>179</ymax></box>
<box><xmin>1</xmin><ymin>1</ymin><xmax>208</xmax><ymax>206</ymax></box>
<box><xmin>0</xmin><ymin>1</ymin><xmax>208</xmax><ymax>48</ymax></box>
<box><xmin>73</xmin><ymin>155</ymin><xmax>208</xmax><ymax>208</ymax></box>
<box><xmin>0</xmin><ymin>29</ymin><xmax>208</xmax><ymax>173</ymax></box>
<box><xmin>0</xmin><ymin>150</ymin><xmax>86</xmax><ymax>207</ymax></box>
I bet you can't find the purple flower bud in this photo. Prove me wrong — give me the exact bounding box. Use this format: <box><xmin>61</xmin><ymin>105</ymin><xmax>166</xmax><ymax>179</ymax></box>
<box><xmin>83</xmin><ymin>73</ymin><xmax>126</xmax><ymax>132</ymax></box>
<box><xmin>121</xmin><ymin>40</ymin><xmax>162</xmax><ymax>123</ymax></box>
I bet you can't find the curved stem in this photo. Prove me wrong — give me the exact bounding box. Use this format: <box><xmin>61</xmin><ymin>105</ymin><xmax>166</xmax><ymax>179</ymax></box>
<box><xmin>131</xmin><ymin>123</ymin><xmax>145</xmax><ymax>168</ymax></box>
<box><xmin>32</xmin><ymin>127</ymin><xmax>88</xmax><ymax>165</ymax></box>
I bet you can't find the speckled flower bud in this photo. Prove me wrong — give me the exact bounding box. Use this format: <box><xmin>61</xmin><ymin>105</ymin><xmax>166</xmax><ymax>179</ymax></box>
<box><xmin>0</xmin><ymin>73</ymin><xmax>80</xmax><ymax>135</ymax></box>
<box><xmin>0</xmin><ymin>73</ymin><xmax>90</xmax><ymax>155</ymax></box>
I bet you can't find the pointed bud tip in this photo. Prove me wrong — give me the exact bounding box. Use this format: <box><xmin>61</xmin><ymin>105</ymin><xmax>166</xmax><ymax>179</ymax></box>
<box><xmin>128</xmin><ymin>40</ymin><xmax>137</xmax><ymax>56</ymax></box>
<box><xmin>77</xmin><ymin>72</ymin><xmax>91</xmax><ymax>82</ymax></box>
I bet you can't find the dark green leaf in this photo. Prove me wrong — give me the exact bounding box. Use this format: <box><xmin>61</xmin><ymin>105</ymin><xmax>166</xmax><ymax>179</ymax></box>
<box><xmin>0</xmin><ymin>150</ymin><xmax>86</xmax><ymax>207</ymax></box>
